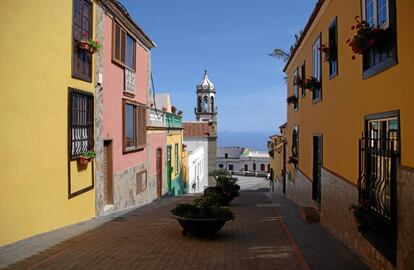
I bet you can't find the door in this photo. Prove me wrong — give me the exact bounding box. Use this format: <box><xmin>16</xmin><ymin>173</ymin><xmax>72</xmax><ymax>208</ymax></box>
<box><xmin>103</xmin><ymin>141</ymin><xmax>113</xmax><ymax>205</ymax></box>
<box><xmin>312</xmin><ymin>135</ymin><xmax>323</xmax><ymax>205</ymax></box>
<box><xmin>167</xmin><ymin>145</ymin><xmax>172</xmax><ymax>192</ymax></box>
<box><xmin>156</xmin><ymin>148</ymin><xmax>162</xmax><ymax>198</ymax></box>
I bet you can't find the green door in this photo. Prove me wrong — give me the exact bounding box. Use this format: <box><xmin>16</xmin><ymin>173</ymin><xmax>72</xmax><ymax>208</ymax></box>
<box><xmin>167</xmin><ymin>145</ymin><xmax>172</xmax><ymax>191</ymax></box>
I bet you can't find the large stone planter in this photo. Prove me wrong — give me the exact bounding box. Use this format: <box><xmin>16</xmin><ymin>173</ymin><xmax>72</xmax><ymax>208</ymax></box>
<box><xmin>172</xmin><ymin>215</ymin><xmax>233</xmax><ymax>237</ymax></box>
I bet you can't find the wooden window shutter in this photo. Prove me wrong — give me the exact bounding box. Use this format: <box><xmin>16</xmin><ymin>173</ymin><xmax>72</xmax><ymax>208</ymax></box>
<box><xmin>113</xmin><ymin>22</ymin><xmax>126</xmax><ymax>65</ymax></box>
<box><xmin>137</xmin><ymin>106</ymin><xmax>146</xmax><ymax>148</ymax></box>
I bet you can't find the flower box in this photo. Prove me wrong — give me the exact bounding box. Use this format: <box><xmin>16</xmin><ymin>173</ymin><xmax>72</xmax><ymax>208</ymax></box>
<box><xmin>347</xmin><ymin>16</ymin><xmax>386</xmax><ymax>59</ymax></box>
<box><xmin>77</xmin><ymin>150</ymin><xmax>96</xmax><ymax>165</ymax></box>
<box><xmin>286</xmin><ymin>95</ymin><xmax>298</xmax><ymax>105</ymax></box>
<box><xmin>302</xmin><ymin>77</ymin><xmax>321</xmax><ymax>91</ymax></box>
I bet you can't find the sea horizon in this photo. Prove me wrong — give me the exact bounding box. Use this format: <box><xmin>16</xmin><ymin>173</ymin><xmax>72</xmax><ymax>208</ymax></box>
<box><xmin>217</xmin><ymin>130</ymin><xmax>275</xmax><ymax>152</ymax></box>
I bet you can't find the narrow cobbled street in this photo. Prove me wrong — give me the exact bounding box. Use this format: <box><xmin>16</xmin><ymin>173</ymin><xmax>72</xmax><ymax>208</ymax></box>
<box><xmin>2</xmin><ymin>176</ymin><xmax>367</xmax><ymax>270</ymax></box>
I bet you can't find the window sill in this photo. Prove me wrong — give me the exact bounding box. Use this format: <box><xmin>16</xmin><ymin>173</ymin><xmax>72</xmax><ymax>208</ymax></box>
<box><xmin>312</xmin><ymin>97</ymin><xmax>322</xmax><ymax>104</ymax></box>
<box><xmin>329</xmin><ymin>72</ymin><xmax>338</xmax><ymax>80</ymax></box>
<box><xmin>72</xmin><ymin>73</ymin><xmax>92</xmax><ymax>83</ymax></box>
<box><xmin>363</xmin><ymin>57</ymin><xmax>397</xmax><ymax>80</ymax></box>
<box><xmin>123</xmin><ymin>91</ymin><xmax>136</xmax><ymax>98</ymax></box>
<box><xmin>123</xmin><ymin>146</ymin><xmax>145</xmax><ymax>154</ymax></box>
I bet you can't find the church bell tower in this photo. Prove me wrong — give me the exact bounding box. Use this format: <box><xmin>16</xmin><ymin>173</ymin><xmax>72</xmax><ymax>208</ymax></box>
<box><xmin>195</xmin><ymin>70</ymin><xmax>217</xmax><ymax>122</ymax></box>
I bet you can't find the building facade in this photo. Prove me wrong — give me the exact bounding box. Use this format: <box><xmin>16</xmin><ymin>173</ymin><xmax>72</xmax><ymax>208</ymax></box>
<box><xmin>0</xmin><ymin>0</ymin><xmax>100</xmax><ymax>246</ymax></box>
<box><xmin>97</xmin><ymin>0</ymin><xmax>156</xmax><ymax>214</ymax></box>
<box><xmin>281</xmin><ymin>0</ymin><xmax>414</xmax><ymax>269</ymax></box>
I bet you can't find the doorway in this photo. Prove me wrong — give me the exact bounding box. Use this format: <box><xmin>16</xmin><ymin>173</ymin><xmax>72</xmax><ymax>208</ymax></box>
<box><xmin>156</xmin><ymin>148</ymin><xmax>162</xmax><ymax>198</ymax></box>
<box><xmin>103</xmin><ymin>140</ymin><xmax>113</xmax><ymax>206</ymax></box>
<box><xmin>312</xmin><ymin>135</ymin><xmax>323</xmax><ymax>205</ymax></box>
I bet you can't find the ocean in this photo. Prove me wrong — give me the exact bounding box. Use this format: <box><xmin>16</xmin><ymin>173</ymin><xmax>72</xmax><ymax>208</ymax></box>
<box><xmin>217</xmin><ymin>131</ymin><xmax>274</xmax><ymax>151</ymax></box>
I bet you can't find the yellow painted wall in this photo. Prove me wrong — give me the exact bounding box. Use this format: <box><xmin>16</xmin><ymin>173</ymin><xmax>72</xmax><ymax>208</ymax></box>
<box><xmin>285</xmin><ymin>0</ymin><xmax>414</xmax><ymax>184</ymax></box>
<box><xmin>0</xmin><ymin>0</ymin><xmax>97</xmax><ymax>246</ymax></box>
<box><xmin>167</xmin><ymin>130</ymin><xmax>183</xmax><ymax>178</ymax></box>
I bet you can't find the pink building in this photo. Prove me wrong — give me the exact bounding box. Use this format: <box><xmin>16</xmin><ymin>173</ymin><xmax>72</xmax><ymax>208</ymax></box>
<box><xmin>98</xmin><ymin>1</ymin><xmax>156</xmax><ymax>214</ymax></box>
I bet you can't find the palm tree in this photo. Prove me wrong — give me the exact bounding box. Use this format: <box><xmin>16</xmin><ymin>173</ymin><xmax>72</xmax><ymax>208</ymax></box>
<box><xmin>269</xmin><ymin>30</ymin><xmax>303</xmax><ymax>63</ymax></box>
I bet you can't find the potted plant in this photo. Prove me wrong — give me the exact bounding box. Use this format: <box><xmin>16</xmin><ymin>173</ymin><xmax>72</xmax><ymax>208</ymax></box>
<box><xmin>287</xmin><ymin>156</ymin><xmax>298</xmax><ymax>165</ymax></box>
<box><xmin>302</xmin><ymin>77</ymin><xmax>320</xmax><ymax>91</ymax></box>
<box><xmin>293</xmin><ymin>75</ymin><xmax>303</xmax><ymax>87</ymax></box>
<box><xmin>206</xmin><ymin>170</ymin><xmax>241</xmax><ymax>206</ymax></box>
<box><xmin>177</xmin><ymin>110</ymin><xmax>183</xmax><ymax>117</ymax></box>
<box><xmin>349</xmin><ymin>200</ymin><xmax>375</xmax><ymax>232</ymax></box>
<box><xmin>171</xmin><ymin>193</ymin><xmax>234</xmax><ymax>237</ymax></box>
<box><xmin>79</xmin><ymin>32</ymin><xmax>102</xmax><ymax>54</ymax></box>
<box><xmin>347</xmin><ymin>16</ymin><xmax>386</xmax><ymax>60</ymax></box>
<box><xmin>319</xmin><ymin>43</ymin><xmax>331</xmax><ymax>62</ymax></box>
<box><xmin>78</xmin><ymin>150</ymin><xmax>96</xmax><ymax>165</ymax></box>
<box><xmin>171</xmin><ymin>106</ymin><xmax>177</xmax><ymax>114</ymax></box>
<box><xmin>286</xmin><ymin>95</ymin><xmax>298</xmax><ymax>105</ymax></box>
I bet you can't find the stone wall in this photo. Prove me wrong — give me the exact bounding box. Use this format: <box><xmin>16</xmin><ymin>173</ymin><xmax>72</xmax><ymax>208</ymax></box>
<box><xmin>321</xmin><ymin>168</ymin><xmax>394</xmax><ymax>270</ymax></box>
<box><xmin>285</xmin><ymin>169</ymin><xmax>313</xmax><ymax>207</ymax></box>
<box><xmin>94</xmin><ymin>4</ymin><xmax>105</xmax><ymax>217</ymax></box>
<box><xmin>111</xmin><ymin>163</ymin><xmax>156</xmax><ymax>212</ymax></box>
<box><xmin>396</xmin><ymin>166</ymin><xmax>414</xmax><ymax>270</ymax></box>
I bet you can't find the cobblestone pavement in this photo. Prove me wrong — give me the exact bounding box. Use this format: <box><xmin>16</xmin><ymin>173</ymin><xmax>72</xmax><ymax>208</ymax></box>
<box><xmin>5</xmin><ymin>189</ymin><xmax>309</xmax><ymax>270</ymax></box>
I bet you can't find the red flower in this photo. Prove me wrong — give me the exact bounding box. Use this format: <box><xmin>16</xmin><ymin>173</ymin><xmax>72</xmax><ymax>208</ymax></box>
<box><xmin>346</xmin><ymin>38</ymin><xmax>350</xmax><ymax>43</ymax></box>
<box><xmin>368</xmin><ymin>39</ymin><xmax>376</xmax><ymax>46</ymax></box>
<box><xmin>373</xmin><ymin>28</ymin><xmax>381</xmax><ymax>34</ymax></box>
<box><xmin>351</xmin><ymin>25</ymin><xmax>355</xmax><ymax>30</ymax></box>
<box><xmin>352</xmin><ymin>55</ymin><xmax>356</xmax><ymax>60</ymax></box>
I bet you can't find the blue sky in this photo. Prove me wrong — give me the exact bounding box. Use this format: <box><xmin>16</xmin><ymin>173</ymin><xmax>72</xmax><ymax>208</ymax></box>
<box><xmin>120</xmin><ymin>0</ymin><xmax>315</xmax><ymax>132</ymax></box>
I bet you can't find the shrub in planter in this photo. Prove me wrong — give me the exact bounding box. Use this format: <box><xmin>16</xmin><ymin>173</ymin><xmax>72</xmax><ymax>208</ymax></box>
<box><xmin>171</xmin><ymin>194</ymin><xmax>234</xmax><ymax>237</ymax></box>
<box><xmin>171</xmin><ymin>106</ymin><xmax>177</xmax><ymax>114</ymax></box>
<box><xmin>287</xmin><ymin>156</ymin><xmax>298</xmax><ymax>165</ymax></box>
<box><xmin>204</xmin><ymin>175</ymin><xmax>240</xmax><ymax>206</ymax></box>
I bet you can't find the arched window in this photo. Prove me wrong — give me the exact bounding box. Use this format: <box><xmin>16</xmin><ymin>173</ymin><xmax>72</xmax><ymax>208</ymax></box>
<box><xmin>260</xmin><ymin>164</ymin><xmax>265</xmax><ymax>171</ymax></box>
<box><xmin>211</xmin><ymin>96</ymin><xmax>215</xmax><ymax>112</ymax></box>
<box><xmin>198</xmin><ymin>96</ymin><xmax>202</xmax><ymax>112</ymax></box>
<box><xmin>253</xmin><ymin>163</ymin><xmax>256</xmax><ymax>171</ymax></box>
<box><xmin>203</xmin><ymin>96</ymin><xmax>209</xmax><ymax>112</ymax></box>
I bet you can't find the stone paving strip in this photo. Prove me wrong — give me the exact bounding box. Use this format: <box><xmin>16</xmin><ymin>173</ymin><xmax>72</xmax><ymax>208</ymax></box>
<box><xmin>4</xmin><ymin>191</ymin><xmax>309</xmax><ymax>270</ymax></box>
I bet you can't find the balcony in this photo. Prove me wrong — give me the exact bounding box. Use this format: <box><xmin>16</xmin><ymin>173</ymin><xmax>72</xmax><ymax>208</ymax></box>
<box><xmin>148</xmin><ymin>108</ymin><xmax>166</xmax><ymax>128</ymax></box>
<box><xmin>165</xmin><ymin>113</ymin><xmax>182</xmax><ymax>129</ymax></box>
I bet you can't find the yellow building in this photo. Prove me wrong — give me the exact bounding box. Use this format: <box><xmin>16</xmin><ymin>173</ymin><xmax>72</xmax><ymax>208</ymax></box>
<box><xmin>282</xmin><ymin>0</ymin><xmax>414</xmax><ymax>268</ymax></box>
<box><xmin>268</xmin><ymin>123</ymin><xmax>287</xmax><ymax>194</ymax></box>
<box><xmin>166</xmin><ymin>113</ymin><xmax>185</xmax><ymax>195</ymax></box>
<box><xmin>0</xmin><ymin>0</ymin><xmax>99</xmax><ymax>246</ymax></box>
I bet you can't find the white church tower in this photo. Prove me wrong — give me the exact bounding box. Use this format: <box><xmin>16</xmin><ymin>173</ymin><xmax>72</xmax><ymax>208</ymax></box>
<box><xmin>195</xmin><ymin>70</ymin><xmax>217</xmax><ymax>122</ymax></box>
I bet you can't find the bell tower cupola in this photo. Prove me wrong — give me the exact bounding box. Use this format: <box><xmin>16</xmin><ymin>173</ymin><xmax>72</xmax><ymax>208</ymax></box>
<box><xmin>195</xmin><ymin>70</ymin><xmax>217</xmax><ymax>122</ymax></box>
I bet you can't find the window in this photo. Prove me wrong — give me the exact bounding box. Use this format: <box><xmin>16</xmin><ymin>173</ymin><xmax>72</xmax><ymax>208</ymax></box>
<box><xmin>72</xmin><ymin>0</ymin><xmax>93</xmax><ymax>82</ymax></box>
<box><xmin>260</xmin><ymin>164</ymin><xmax>265</xmax><ymax>171</ymax></box>
<box><xmin>244</xmin><ymin>164</ymin><xmax>248</xmax><ymax>171</ymax></box>
<box><xmin>175</xmin><ymin>143</ymin><xmax>179</xmax><ymax>175</ymax></box>
<box><xmin>69</xmin><ymin>89</ymin><xmax>94</xmax><ymax>159</ymax></box>
<box><xmin>113</xmin><ymin>22</ymin><xmax>136</xmax><ymax>71</ymax></box>
<box><xmin>301</xmin><ymin>62</ymin><xmax>306</xmax><ymax>97</ymax></box>
<box><xmin>292</xmin><ymin>127</ymin><xmax>299</xmax><ymax>167</ymax></box>
<box><xmin>359</xmin><ymin>110</ymin><xmax>399</xmax><ymax>263</ymax></box>
<box><xmin>123</xmin><ymin>100</ymin><xmax>146</xmax><ymax>152</ymax></box>
<box><xmin>329</xmin><ymin>18</ymin><xmax>338</xmax><ymax>78</ymax></box>
<box><xmin>136</xmin><ymin>170</ymin><xmax>147</xmax><ymax>194</ymax></box>
<box><xmin>293</xmin><ymin>67</ymin><xmax>299</xmax><ymax>111</ymax></box>
<box><xmin>312</xmin><ymin>36</ymin><xmax>322</xmax><ymax>102</ymax></box>
<box><xmin>229</xmin><ymin>164</ymin><xmax>233</xmax><ymax>171</ymax></box>
<box><xmin>361</xmin><ymin>0</ymin><xmax>396</xmax><ymax>78</ymax></box>
<box><xmin>362</xmin><ymin>0</ymin><xmax>389</xmax><ymax>29</ymax></box>
<box><xmin>225</xmin><ymin>153</ymin><xmax>228</xmax><ymax>158</ymax></box>
<box><xmin>253</xmin><ymin>163</ymin><xmax>256</xmax><ymax>171</ymax></box>
<box><xmin>219</xmin><ymin>164</ymin><xmax>224</xmax><ymax>169</ymax></box>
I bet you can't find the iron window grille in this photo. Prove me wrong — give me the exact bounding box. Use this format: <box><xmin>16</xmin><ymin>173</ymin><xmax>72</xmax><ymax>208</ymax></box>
<box><xmin>358</xmin><ymin>131</ymin><xmax>398</xmax><ymax>264</ymax></box>
<box><xmin>69</xmin><ymin>89</ymin><xmax>94</xmax><ymax>159</ymax></box>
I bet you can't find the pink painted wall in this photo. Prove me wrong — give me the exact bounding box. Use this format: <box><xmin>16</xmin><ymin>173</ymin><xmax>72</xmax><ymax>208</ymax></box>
<box><xmin>148</xmin><ymin>133</ymin><xmax>166</xmax><ymax>174</ymax></box>
<box><xmin>103</xmin><ymin>14</ymin><xmax>149</xmax><ymax>173</ymax></box>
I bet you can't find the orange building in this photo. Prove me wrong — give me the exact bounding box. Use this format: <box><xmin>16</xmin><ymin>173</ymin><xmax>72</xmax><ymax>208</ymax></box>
<box><xmin>281</xmin><ymin>0</ymin><xmax>414</xmax><ymax>269</ymax></box>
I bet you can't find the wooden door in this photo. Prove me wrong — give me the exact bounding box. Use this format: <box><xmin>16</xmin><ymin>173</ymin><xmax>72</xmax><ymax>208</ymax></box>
<box><xmin>156</xmin><ymin>148</ymin><xmax>162</xmax><ymax>198</ymax></box>
<box><xmin>103</xmin><ymin>141</ymin><xmax>113</xmax><ymax>205</ymax></box>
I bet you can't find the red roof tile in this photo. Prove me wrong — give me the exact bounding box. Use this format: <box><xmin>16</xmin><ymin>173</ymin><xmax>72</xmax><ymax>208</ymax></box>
<box><xmin>183</xmin><ymin>122</ymin><xmax>214</xmax><ymax>138</ymax></box>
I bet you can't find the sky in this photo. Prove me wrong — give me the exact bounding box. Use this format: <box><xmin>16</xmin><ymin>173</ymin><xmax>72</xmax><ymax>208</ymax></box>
<box><xmin>119</xmin><ymin>0</ymin><xmax>315</xmax><ymax>132</ymax></box>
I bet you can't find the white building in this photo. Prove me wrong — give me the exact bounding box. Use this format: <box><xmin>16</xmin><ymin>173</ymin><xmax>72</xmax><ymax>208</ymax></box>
<box><xmin>217</xmin><ymin>147</ymin><xmax>270</xmax><ymax>177</ymax></box>
<box><xmin>187</xmin><ymin>146</ymin><xmax>206</xmax><ymax>193</ymax></box>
